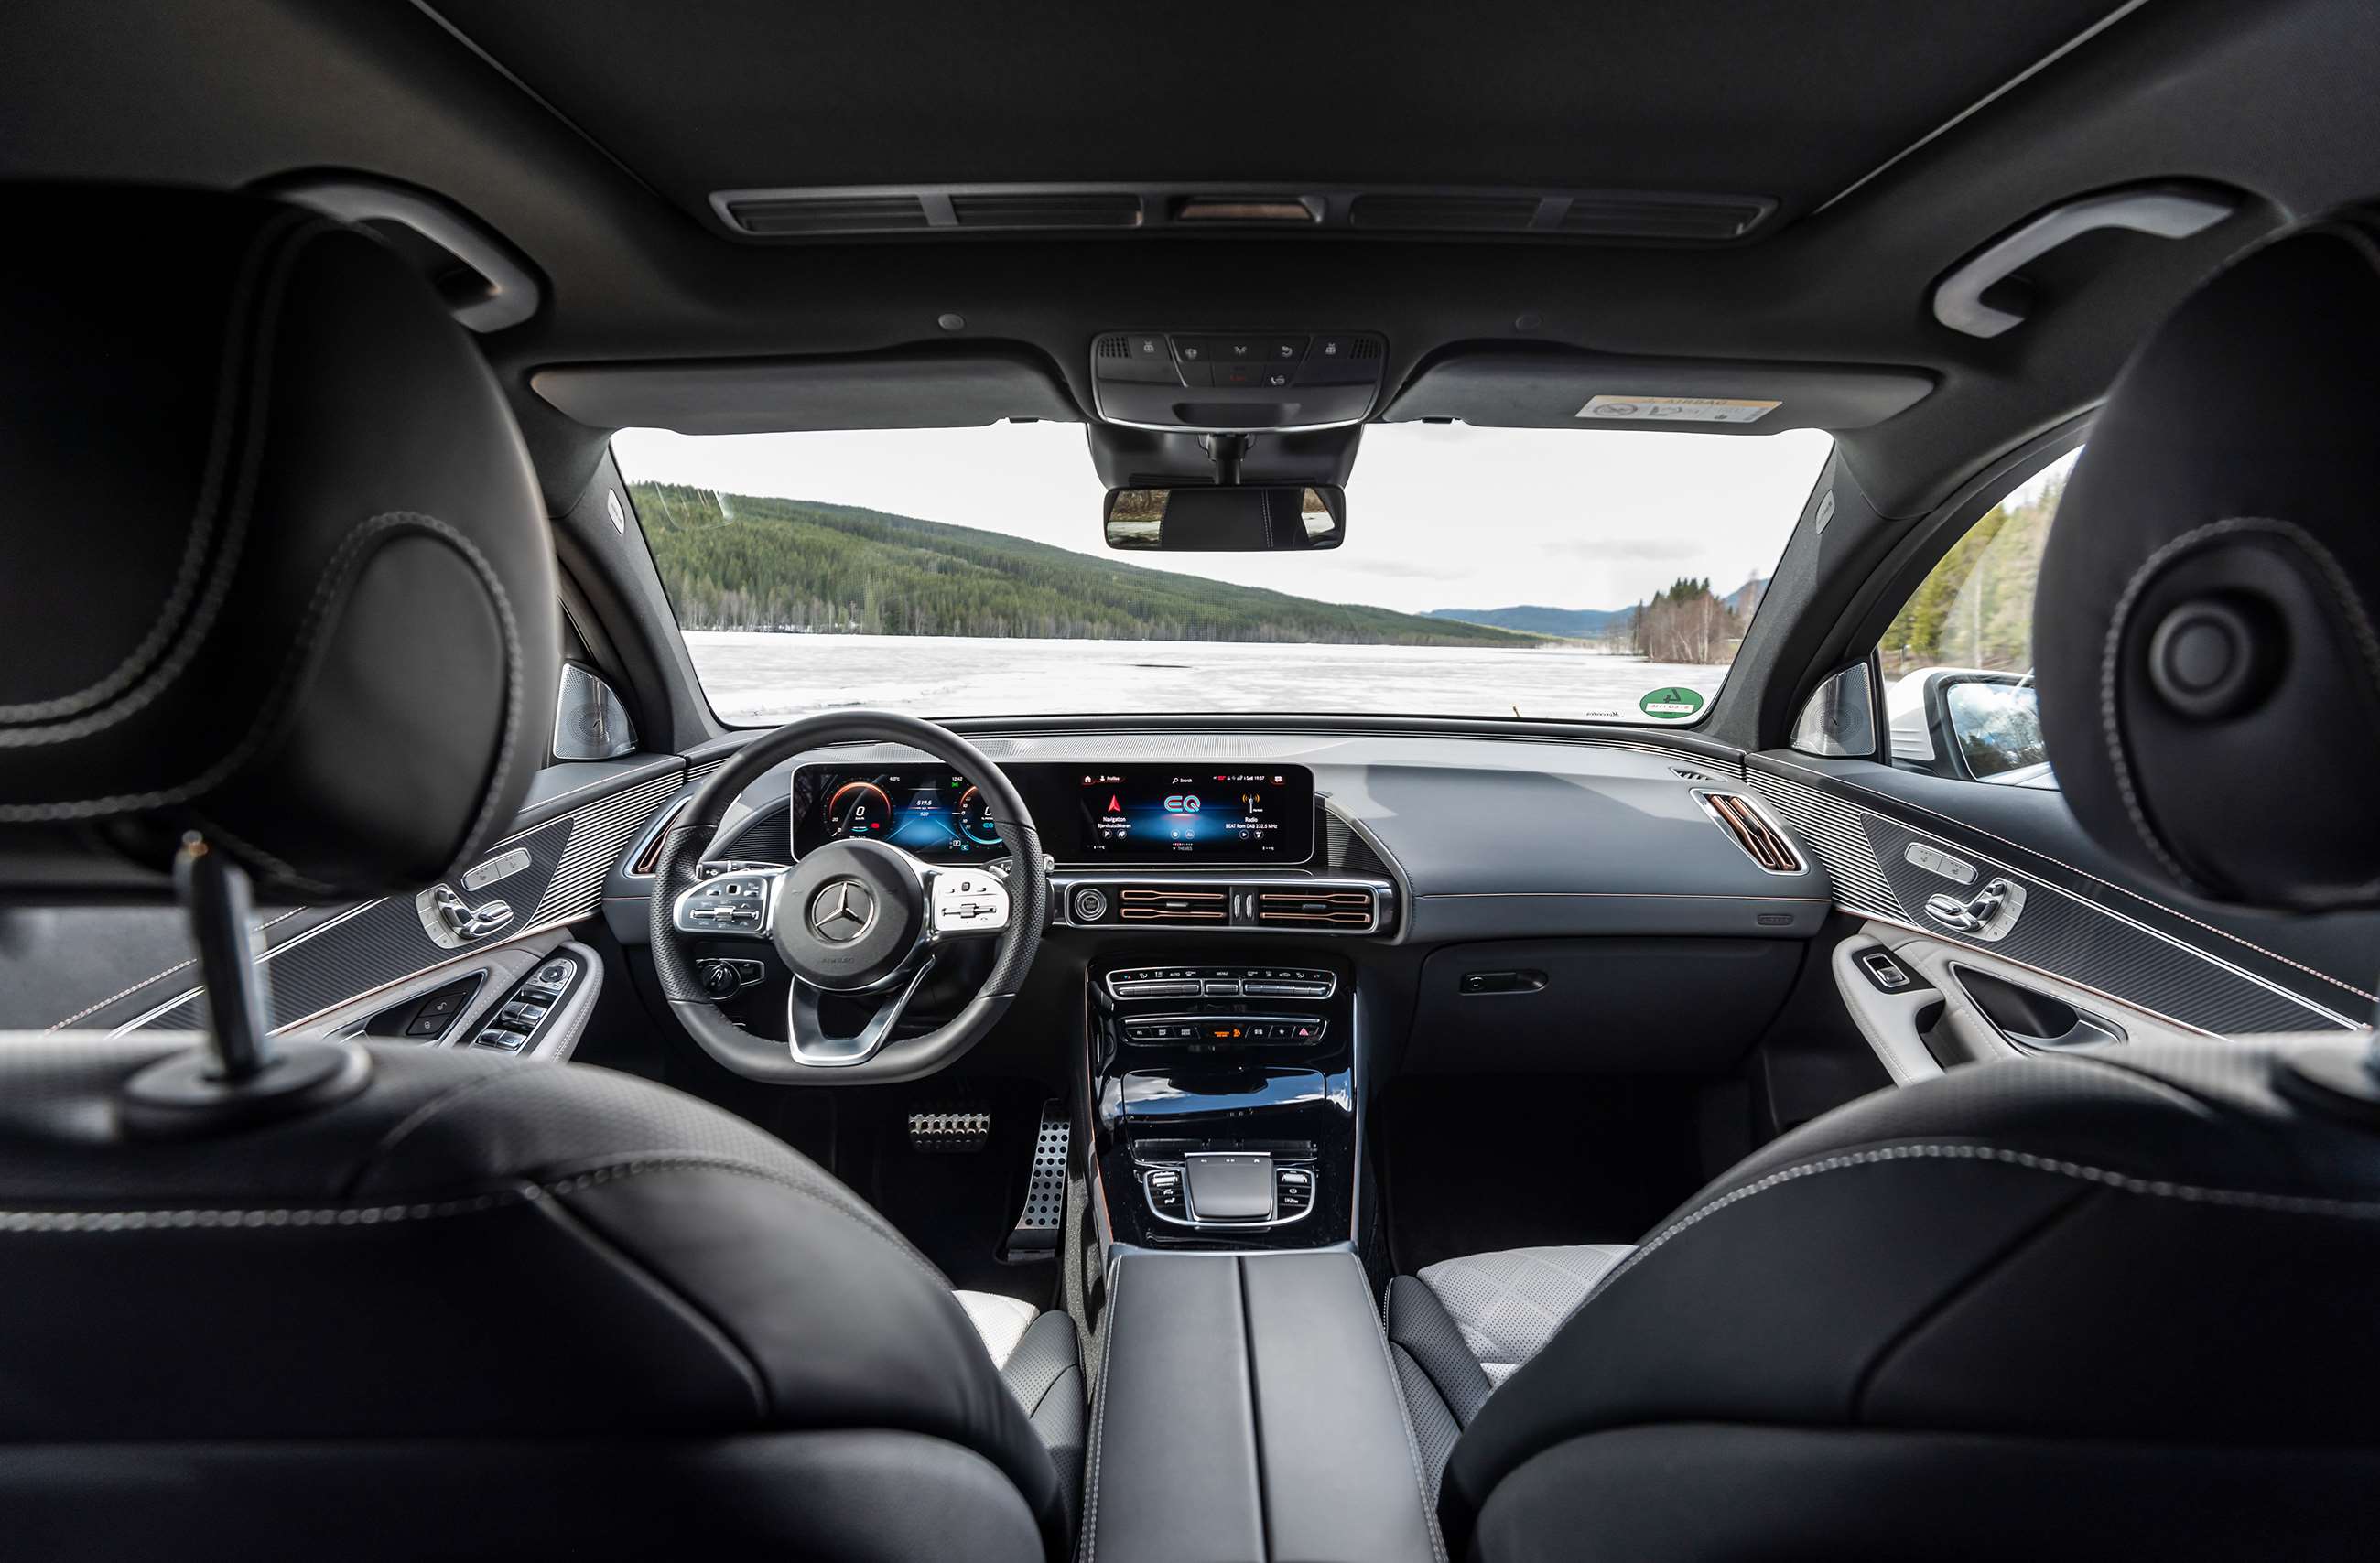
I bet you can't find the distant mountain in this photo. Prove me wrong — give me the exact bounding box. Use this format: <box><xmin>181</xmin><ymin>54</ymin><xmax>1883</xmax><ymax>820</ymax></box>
<box><xmin>1425</xmin><ymin>604</ymin><xmax>1634</xmax><ymax>639</ymax></box>
<box><xmin>631</xmin><ymin>482</ymin><xmax>1539</xmax><ymax>648</ymax></box>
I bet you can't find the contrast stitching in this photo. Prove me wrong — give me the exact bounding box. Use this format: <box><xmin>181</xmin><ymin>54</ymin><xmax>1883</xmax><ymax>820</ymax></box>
<box><xmin>0</xmin><ymin>1157</ymin><xmax>933</xmax><ymax>1240</ymax></box>
<box><xmin>1079</xmin><ymin>1256</ymin><xmax>1120</xmax><ymax>1563</ymax></box>
<box><xmin>1578</xmin><ymin>1140</ymin><xmax>2380</xmax><ymax>1315</ymax></box>
<box><xmin>2098</xmin><ymin>517</ymin><xmax>2380</xmax><ymax>898</ymax></box>
<box><xmin>41</xmin><ymin>908</ymin><xmax>304</xmax><ymax>1031</ymax></box>
<box><xmin>0</xmin><ymin>210</ymin><xmax>330</xmax><ymax>726</ymax></box>
<box><xmin>1358</xmin><ymin>1256</ymin><xmax>1452</xmax><ymax>1563</ymax></box>
<box><xmin>0</xmin><ymin>514</ymin><xmax>521</xmax><ymax>835</ymax></box>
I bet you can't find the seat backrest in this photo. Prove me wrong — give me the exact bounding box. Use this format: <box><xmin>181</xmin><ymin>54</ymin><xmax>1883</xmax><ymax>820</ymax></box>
<box><xmin>0</xmin><ymin>185</ymin><xmax>1065</xmax><ymax>1562</ymax></box>
<box><xmin>1438</xmin><ymin>210</ymin><xmax>2380</xmax><ymax>1560</ymax></box>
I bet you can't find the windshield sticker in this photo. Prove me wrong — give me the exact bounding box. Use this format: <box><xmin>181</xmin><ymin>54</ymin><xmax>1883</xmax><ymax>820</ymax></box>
<box><xmin>1639</xmin><ymin>686</ymin><xmax>1706</xmax><ymax>720</ymax></box>
<box><xmin>1577</xmin><ymin>394</ymin><xmax>1780</xmax><ymax>425</ymax></box>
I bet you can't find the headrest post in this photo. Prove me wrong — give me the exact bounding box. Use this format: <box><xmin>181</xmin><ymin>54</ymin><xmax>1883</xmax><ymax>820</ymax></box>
<box><xmin>174</xmin><ymin>833</ymin><xmax>276</xmax><ymax>1084</ymax></box>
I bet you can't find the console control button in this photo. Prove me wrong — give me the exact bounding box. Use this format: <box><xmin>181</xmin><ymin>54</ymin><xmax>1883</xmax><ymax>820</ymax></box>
<box><xmin>1202</xmin><ymin>980</ymin><xmax>1241</xmax><ymax>997</ymax></box>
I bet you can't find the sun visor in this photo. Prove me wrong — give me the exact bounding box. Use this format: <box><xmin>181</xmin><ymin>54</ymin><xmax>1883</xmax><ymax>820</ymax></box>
<box><xmin>1382</xmin><ymin>350</ymin><xmax>1932</xmax><ymax>434</ymax></box>
<box><xmin>530</xmin><ymin>348</ymin><xmax>1079</xmax><ymax>434</ymax></box>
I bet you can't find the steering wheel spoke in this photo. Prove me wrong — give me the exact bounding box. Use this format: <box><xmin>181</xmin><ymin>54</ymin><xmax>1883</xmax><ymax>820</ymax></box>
<box><xmin>925</xmin><ymin>861</ymin><xmax>1012</xmax><ymax>938</ymax></box>
<box><xmin>671</xmin><ymin>864</ymin><xmax>791</xmax><ymax>941</ymax></box>
<box><xmin>788</xmin><ymin>956</ymin><xmax>937</xmax><ymax>1068</ymax></box>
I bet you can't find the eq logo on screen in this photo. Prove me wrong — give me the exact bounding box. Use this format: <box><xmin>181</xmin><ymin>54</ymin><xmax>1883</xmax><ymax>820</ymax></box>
<box><xmin>1163</xmin><ymin>793</ymin><xmax>1203</xmax><ymax>814</ymax></box>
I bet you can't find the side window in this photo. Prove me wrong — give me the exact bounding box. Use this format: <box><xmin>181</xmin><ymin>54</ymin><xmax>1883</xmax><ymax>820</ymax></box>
<box><xmin>1877</xmin><ymin>449</ymin><xmax>2077</xmax><ymax>787</ymax></box>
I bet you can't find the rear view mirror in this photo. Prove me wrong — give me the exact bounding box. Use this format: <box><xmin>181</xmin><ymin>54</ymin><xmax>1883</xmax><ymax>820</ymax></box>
<box><xmin>1104</xmin><ymin>485</ymin><xmax>1345</xmax><ymax>552</ymax></box>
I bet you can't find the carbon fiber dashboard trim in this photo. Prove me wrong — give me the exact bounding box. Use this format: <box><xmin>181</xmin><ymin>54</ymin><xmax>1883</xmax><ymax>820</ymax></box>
<box><xmin>1749</xmin><ymin>769</ymin><xmax>1900</xmax><ymax>919</ymax></box>
<box><xmin>119</xmin><ymin>769</ymin><xmax>687</xmax><ymax>1035</ymax></box>
<box><xmin>1751</xmin><ymin>757</ymin><xmax>2356</xmax><ymax>1035</ymax></box>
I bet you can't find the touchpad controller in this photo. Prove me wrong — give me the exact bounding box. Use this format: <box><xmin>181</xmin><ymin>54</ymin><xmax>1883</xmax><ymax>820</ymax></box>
<box><xmin>1185</xmin><ymin>1151</ymin><xmax>1276</xmax><ymax>1221</ymax></box>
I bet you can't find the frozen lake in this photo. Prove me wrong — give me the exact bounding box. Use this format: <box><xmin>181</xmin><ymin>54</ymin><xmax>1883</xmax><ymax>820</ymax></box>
<box><xmin>684</xmin><ymin>631</ymin><xmax>1726</xmax><ymax>726</ymax></box>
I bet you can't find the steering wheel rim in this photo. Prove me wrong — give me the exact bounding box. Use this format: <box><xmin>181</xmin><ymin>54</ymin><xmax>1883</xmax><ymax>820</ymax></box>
<box><xmin>647</xmin><ymin>710</ymin><xmax>1047</xmax><ymax>1083</ymax></box>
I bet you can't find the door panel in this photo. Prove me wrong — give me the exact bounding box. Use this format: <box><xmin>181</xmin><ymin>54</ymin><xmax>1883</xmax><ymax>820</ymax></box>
<box><xmin>1834</xmin><ymin>924</ymin><xmax>2208</xmax><ymax>1087</ymax></box>
<box><xmin>1754</xmin><ymin>753</ymin><xmax>2364</xmax><ymax>1040</ymax></box>
<box><xmin>1</xmin><ymin>757</ymin><xmax>690</xmax><ymax>1038</ymax></box>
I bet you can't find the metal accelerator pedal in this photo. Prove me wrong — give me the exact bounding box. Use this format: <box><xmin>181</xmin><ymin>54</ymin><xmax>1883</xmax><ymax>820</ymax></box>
<box><xmin>1003</xmin><ymin>1099</ymin><xmax>1071</xmax><ymax>1256</ymax></box>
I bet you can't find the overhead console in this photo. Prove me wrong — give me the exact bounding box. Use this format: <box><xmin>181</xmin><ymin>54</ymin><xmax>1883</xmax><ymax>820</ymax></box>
<box><xmin>1383</xmin><ymin>346</ymin><xmax>1933</xmax><ymax>434</ymax></box>
<box><xmin>1091</xmin><ymin>330</ymin><xmax>1387</xmax><ymax>432</ymax></box>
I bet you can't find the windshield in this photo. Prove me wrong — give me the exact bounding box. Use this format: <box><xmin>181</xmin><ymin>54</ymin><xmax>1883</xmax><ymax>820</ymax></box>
<box><xmin>611</xmin><ymin>422</ymin><xmax>1832</xmax><ymax>726</ymax></box>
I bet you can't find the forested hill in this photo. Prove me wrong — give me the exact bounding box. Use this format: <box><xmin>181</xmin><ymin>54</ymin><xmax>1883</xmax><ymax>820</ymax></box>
<box><xmin>631</xmin><ymin>482</ymin><xmax>1534</xmax><ymax>647</ymax></box>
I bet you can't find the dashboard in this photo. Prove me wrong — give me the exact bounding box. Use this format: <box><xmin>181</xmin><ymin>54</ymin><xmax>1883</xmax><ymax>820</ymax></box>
<box><xmin>792</xmin><ymin>762</ymin><xmax>1316</xmax><ymax>864</ymax></box>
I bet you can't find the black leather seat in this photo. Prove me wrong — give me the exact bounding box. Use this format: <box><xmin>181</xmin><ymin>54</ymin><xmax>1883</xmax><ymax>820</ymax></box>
<box><xmin>0</xmin><ymin>186</ymin><xmax>1077</xmax><ymax>1562</ymax></box>
<box><xmin>1404</xmin><ymin>211</ymin><xmax>2380</xmax><ymax>1560</ymax></box>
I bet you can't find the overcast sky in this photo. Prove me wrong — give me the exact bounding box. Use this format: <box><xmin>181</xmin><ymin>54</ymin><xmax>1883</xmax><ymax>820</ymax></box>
<box><xmin>611</xmin><ymin>422</ymin><xmax>1834</xmax><ymax>616</ymax></box>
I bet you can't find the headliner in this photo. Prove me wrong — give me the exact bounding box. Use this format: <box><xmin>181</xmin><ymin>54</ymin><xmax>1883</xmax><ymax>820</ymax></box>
<box><xmin>3</xmin><ymin>0</ymin><xmax>2379</xmax><ymax>516</ymax></box>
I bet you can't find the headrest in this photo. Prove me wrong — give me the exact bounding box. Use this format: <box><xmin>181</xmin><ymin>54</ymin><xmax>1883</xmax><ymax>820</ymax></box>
<box><xmin>2035</xmin><ymin>211</ymin><xmax>2380</xmax><ymax>913</ymax></box>
<box><xmin>1158</xmin><ymin>485</ymin><xmax>1313</xmax><ymax>551</ymax></box>
<box><xmin>0</xmin><ymin>186</ymin><xmax>558</xmax><ymax>902</ymax></box>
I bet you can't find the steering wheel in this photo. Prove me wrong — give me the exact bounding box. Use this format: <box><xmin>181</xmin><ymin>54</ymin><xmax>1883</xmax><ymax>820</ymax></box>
<box><xmin>647</xmin><ymin>711</ymin><xmax>1047</xmax><ymax>1083</ymax></box>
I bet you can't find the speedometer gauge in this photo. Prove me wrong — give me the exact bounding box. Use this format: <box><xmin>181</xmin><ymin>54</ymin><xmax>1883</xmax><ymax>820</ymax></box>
<box><xmin>825</xmin><ymin>781</ymin><xmax>892</xmax><ymax>841</ymax></box>
<box><xmin>957</xmin><ymin>785</ymin><xmax>1002</xmax><ymax>847</ymax></box>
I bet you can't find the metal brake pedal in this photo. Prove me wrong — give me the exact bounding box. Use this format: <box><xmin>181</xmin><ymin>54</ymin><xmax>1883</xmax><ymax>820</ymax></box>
<box><xmin>1004</xmin><ymin>1099</ymin><xmax>1070</xmax><ymax>1256</ymax></box>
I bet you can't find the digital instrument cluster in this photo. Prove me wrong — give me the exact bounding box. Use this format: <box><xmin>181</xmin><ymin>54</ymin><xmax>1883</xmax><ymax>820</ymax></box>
<box><xmin>791</xmin><ymin>763</ymin><xmax>1315</xmax><ymax>864</ymax></box>
<box><xmin>790</xmin><ymin>768</ymin><xmax>1007</xmax><ymax>861</ymax></box>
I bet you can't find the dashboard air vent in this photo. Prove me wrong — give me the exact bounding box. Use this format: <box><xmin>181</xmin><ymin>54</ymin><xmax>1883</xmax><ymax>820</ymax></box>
<box><xmin>1257</xmin><ymin>889</ymin><xmax>1378</xmax><ymax>931</ymax></box>
<box><xmin>1120</xmin><ymin>887</ymin><xmax>1228</xmax><ymax>922</ymax></box>
<box><xmin>1695</xmin><ymin>791</ymin><xmax>1804</xmax><ymax>874</ymax></box>
<box><xmin>1552</xmin><ymin>194</ymin><xmax>1770</xmax><ymax>241</ymax></box>
<box><xmin>948</xmin><ymin>191</ymin><xmax>1144</xmax><ymax>229</ymax></box>
<box><xmin>1349</xmin><ymin>193</ymin><xmax>1540</xmax><ymax>232</ymax></box>
<box><xmin>723</xmin><ymin>193</ymin><xmax>932</xmax><ymax>235</ymax></box>
<box><xmin>630</xmin><ymin>795</ymin><xmax>695</xmax><ymax>876</ymax></box>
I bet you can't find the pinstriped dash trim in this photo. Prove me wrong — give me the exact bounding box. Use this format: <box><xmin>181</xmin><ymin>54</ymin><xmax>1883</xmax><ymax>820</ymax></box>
<box><xmin>1578</xmin><ymin>1140</ymin><xmax>2380</xmax><ymax>1315</ymax></box>
<box><xmin>0</xmin><ymin>1156</ymin><xmax>893</xmax><ymax>1236</ymax></box>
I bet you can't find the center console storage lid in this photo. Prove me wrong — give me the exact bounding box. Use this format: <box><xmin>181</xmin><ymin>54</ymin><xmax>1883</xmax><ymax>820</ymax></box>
<box><xmin>1087</xmin><ymin>1250</ymin><xmax>1439</xmax><ymax>1563</ymax></box>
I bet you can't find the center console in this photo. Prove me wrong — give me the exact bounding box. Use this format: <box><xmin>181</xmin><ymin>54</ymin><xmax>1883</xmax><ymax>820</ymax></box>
<box><xmin>1083</xmin><ymin>1250</ymin><xmax>1439</xmax><ymax>1563</ymax></box>
<box><xmin>1091</xmin><ymin>953</ymin><xmax>1358</xmax><ymax>1249</ymax></box>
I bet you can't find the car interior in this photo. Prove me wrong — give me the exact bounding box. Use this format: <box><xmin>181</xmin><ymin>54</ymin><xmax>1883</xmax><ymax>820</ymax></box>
<box><xmin>7</xmin><ymin>3</ymin><xmax>2380</xmax><ymax>1558</ymax></box>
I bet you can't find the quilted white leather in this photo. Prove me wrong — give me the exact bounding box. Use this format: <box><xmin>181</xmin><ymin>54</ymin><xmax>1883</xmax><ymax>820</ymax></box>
<box><xmin>1417</xmin><ymin>1244</ymin><xmax>1635</xmax><ymax>1385</ymax></box>
<box><xmin>955</xmin><ymin>1288</ymin><xmax>1042</xmax><ymax>1370</ymax></box>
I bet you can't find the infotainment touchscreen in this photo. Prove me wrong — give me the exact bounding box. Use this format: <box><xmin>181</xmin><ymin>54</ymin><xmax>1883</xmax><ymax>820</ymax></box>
<box><xmin>1069</xmin><ymin>767</ymin><xmax>1314</xmax><ymax>861</ymax></box>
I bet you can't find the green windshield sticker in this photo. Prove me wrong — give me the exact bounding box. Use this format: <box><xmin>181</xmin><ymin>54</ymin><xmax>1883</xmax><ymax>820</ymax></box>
<box><xmin>1639</xmin><ymin>686</ymin><xmax>1705</xmax><ymax>720</ymax></box>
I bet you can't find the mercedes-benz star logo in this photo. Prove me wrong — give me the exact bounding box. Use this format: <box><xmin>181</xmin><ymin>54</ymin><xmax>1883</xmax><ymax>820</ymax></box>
<box><xmin>807</xmin><ymin>879</ymin><xmax>876</xmax><ymax>943</ymax></box>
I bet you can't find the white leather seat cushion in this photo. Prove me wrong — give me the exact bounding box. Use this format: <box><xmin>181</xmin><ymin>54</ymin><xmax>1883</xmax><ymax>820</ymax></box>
<box><xmin>1416</xmin><ymin>1244</ymin><xmax>1635</xmax><ymax>1385</ymax></box>
<box><xmin>955</xmin><ymin>1288</ymin><xmax>1043</xmax><ymax>1370</ymax></box>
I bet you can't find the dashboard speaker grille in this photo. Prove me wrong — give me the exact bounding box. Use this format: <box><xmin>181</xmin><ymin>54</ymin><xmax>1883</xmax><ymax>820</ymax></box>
<box><xmin>1697</xmin><ymin>791</ymin><xmax>1804</xmax><ymax>874</ymax></box>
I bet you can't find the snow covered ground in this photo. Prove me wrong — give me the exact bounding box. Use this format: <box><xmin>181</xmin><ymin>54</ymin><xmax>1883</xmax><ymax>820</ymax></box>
<box><xmin>684</xmin><ymin>631</ymin><xmax>1727</xmax><ymax>726</ymax></box>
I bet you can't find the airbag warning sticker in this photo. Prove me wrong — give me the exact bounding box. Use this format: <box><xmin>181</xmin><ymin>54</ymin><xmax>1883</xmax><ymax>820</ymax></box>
<box><xmin>1577</xmin><ymin>394</ymin><xmax>1780</xmax><ymax>424</ymax></box>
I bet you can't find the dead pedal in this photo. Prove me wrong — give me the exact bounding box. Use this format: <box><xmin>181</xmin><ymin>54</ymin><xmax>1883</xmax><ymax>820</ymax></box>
<box><xmin>907</xmin><ymin>1105</ymin><xmax>990</xmax><ymax>1154</ymax></box>
<box><xmin>1004</xmin><ymin>1099</ymin><xmax>1070</xmax><ymax>1256</ymax></box>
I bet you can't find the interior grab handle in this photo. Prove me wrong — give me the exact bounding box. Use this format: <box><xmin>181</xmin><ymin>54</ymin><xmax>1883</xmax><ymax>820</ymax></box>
<box><xmin>1932</xmin><ymin>185</ymin><xmax>2236</xmax><ymax>338</ymax></box>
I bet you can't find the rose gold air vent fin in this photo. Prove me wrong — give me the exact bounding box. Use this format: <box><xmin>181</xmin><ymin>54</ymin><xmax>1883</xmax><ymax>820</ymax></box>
<box><xmin>1120</xmin><ymin>888</ymin><xmax>1228</xmax><ymax>922</ymax></box>
<box><xmin>1256</xmin><ymin>889</ymin><xmax>1377</xmax><ymax>931</ymax></box>
<box><xmin>1696</xmin><ymin>792</ymin><xmax>1803</xmax><ymax>874</ymax></box>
